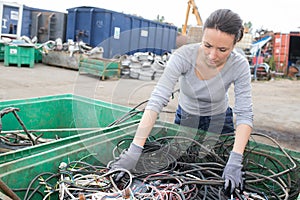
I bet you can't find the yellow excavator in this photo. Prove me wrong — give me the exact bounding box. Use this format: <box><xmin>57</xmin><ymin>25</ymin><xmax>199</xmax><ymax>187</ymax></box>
<box><xmin>182</xmin><ymin>0</ymin><xmax>203</xmax><ymax>35</ymax></box>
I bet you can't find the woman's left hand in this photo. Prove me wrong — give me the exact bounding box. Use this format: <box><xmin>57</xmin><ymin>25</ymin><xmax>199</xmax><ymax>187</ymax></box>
<box><xmin>222</xmin><ymin>151</ymin><xmax>244</xmax><ymax>194</ymax></box>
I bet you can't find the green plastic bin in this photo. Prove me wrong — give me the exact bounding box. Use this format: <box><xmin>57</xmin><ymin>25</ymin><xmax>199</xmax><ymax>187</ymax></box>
<box><xmin>34</xmin><ymin>43</ymin><xmax>43</xmax><ymax>63</ymax></box>
<box><xmin>0</xmin><ymin>121</ymin><xmax>139</xmax><ymax>165</ymax></box>
<box><xmin>0</xmin><ymin>42</ymin><xmax>4</xmax><ymax>61</ymax></box>
<box><xmin>0</xmin><ymin>121</ymin><xmax>299</xmax><ymax>199</ymax></box>
<box><xmin>0</xmin><ymin>94</ymin><xmax>141</xmax><ymax>132</ymax></box>
<box><xmin>4</xmin><ymin>44</ymin><xmax>35</xmax><ymax>67</ymax></box>
<box><xmin>0</xmin><ymin>94</ymin><xmax>142</xmax><ymax>159</ymax></box>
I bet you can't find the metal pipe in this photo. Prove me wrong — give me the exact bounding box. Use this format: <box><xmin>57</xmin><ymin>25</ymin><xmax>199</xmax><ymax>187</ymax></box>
<box><xmin>11</xmin><ymin>110</ymin><xmax>35</xmax><ymax>145</ymax></box>
<box><xmin>0</xmin><ymin>178</ymin><xmax>20</xmax><ymax>200</ymax></box>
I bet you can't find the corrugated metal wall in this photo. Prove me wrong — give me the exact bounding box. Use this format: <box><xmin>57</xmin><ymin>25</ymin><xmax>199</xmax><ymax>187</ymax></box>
<box><xmin>273</xmin><ymin>32</ymin><xmax>300</xmax><ymax>74</ymax></box>
<box><xmin>273</xmin><ymin>33</ymin><xmax>290</xmax><ymax>72</ymax></box>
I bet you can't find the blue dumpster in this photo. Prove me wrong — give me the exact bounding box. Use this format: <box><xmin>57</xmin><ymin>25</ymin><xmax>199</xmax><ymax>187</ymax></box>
<box><xmin>66</xmin><ymin>6</ymin><xmax>177</xmax><ymax>58</ymax></box>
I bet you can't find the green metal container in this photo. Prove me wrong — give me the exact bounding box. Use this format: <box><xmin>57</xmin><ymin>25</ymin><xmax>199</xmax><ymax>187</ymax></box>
<box><xmin>0</xmin><ymin>94</ymin><xmax>142</xmax><ymax>159</ymax></box>
<box><xmin>34</xmin><ymin>44</ymin><xmax>43</xmax><ymax>63</ymax></box>
<box><xmin>4</xmin><ymin>44</ymin><xmax>35</xmax><ymax>67</ymax></box>
<box><xmin>79</xmin><ymin>57</ymin><xmax>120</xmax><ymax>80</ymax></box>
<box><xmin>0</xmin><ymin>42</ymin><xmax>5</xmax><ymax>61</ymax></box>
<box><xmin>0</xmin><ymin>121</ymin><xmax>299</xmax><ymax>199</ymax></box>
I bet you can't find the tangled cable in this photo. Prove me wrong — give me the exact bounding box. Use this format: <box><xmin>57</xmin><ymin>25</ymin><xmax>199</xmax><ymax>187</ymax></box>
<box><xmin>21</xmin><ymin>160</ymin><xmax>133</xmax><ymax>200</ymax></box>
<box><xmin>17</xmin><ymin>132</ymin><xmax>299</xmax><ymax>200</ymax></box>
<box><xmin>109</xmin><ymin>133</ymin><xmax>299</xmax><ymax>200</ymax></box>
<box><xmin>0</xmin><ymin>107</ymin><xmax>57</xmax><ymax>152</ymax></box>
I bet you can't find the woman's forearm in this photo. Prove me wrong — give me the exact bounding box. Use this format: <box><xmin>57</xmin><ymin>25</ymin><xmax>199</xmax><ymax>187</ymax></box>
<box><xmin>232</xmin><ymin>124</ymin><xmax>252</xmax><ymax>154</ymax></box>
<box><xmin>133</xmin><ymin>109</ymin><xmax>158</xmax><ymax>146</ymax></box>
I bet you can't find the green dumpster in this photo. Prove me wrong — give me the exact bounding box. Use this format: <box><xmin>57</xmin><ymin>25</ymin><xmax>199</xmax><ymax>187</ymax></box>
<box><xmin>0</xmin><ymin>94</ymin><xmax>142</xmax><ymax>160</ymax></box>
<box><xmin>0</xmin><ymin>121</ymin><xmax>299</xmax><ymax>199</ymax></box>
<box><xmin>34</xmin><ymin>43</ymin><xmax>43</xmax><ymax>63</ymax></box>
<box><xmin>0</xmin><ymin>41</ymin><xmax>5</xmax><ymax>61</ymax></box>
<box><xmin>4</xmin><ymin>44</ymin><xmax>35</xmax><ymax>68</ymax></box>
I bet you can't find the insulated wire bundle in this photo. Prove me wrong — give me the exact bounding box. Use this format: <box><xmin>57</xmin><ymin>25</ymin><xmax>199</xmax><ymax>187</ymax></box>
<box><xmin>20</xmin><ymin>132</ymin><xmax>299</xmax><ymax>200</ymax></box>
<box><xmin>110</xmin><ymin>133</ymin><xmax>299</xmax><ymax>200</ymax></box>
<box><xmin>22</xmin><ymin>161</ymin><xmax>133</xmax><ymax>200</ymax></box>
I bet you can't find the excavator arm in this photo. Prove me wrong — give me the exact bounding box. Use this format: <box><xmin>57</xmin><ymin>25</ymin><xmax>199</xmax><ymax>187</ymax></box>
<box><xmin>182</xmin><ymin>0</ymin><xmax>203</xmax><ymax>35</ymax></box>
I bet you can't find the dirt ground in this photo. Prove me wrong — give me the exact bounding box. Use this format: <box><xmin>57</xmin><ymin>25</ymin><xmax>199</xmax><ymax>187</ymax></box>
<box><xmin>0</xmin><ymin>63</ymin><xmax>299</xmax><ymax>152</ymax></box>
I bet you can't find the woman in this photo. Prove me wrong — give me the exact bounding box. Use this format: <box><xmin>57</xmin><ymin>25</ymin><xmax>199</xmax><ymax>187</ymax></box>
<box><xmin>110</xmin><ymin>8</ymin><xmax>253</xmax><ymax>194</ymax></box>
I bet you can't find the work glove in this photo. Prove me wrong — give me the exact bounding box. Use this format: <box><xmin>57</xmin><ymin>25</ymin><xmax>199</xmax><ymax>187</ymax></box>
<box><xmin>109</xmin><ymin>142</ymin><xmax>143</xmax><ymax>181</ymax></box>
<box><xmin>222</xmin><ymin>151</ymin><xmax>244</xmax><ymax>194</ymax></box>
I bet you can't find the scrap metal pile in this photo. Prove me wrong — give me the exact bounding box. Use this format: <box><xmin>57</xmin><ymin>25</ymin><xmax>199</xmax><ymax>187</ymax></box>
<box><xmin>21</xmin><ymin>132</ymin><xmax>300</xmax><ymax>200</ymax></box>
<box><xmin>119</xmin><ymin>51</ymin><xmax>170</xmax><ymax>81</ymax></box>
<box><xmin>1</xmin><ymin>35</ymin><xmax>101</xmax><ymax>58</ymax></box>
<box><xmin>2</xmin><ymin>35</ymin><xmax>171</xmax><ymax>81</ymax></box>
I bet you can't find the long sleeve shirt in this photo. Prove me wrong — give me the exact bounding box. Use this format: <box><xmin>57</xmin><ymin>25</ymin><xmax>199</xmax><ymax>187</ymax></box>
<box><xmin>145</xmin><ymin>43</ymin><xmax>253</xmax><ymax>128</ymax></box>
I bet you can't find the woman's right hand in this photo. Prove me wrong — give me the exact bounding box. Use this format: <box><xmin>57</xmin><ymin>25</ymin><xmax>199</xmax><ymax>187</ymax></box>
<box><xmin>108</xmin><ymin>142</ymin><xmax>143</xmax><ymax>181</ymax></box>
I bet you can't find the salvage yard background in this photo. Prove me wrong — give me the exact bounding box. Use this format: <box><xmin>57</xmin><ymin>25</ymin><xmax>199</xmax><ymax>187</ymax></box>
<box><xmin>1</xmin><ymin>1</ymin><xmax>300</xmax><ymax>153</ymax></box>
<box><xmin>1</xmin><ymin>63</ymin><xmax>299</xmax><ymax>151</ymax></box>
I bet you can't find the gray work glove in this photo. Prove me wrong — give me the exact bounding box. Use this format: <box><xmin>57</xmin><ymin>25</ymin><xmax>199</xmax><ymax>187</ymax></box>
<box><xmin>109</xmin><ymin>142</ymin><xmax>143</xmax><ymax>181</ymax></box>
<box><xmin>222</xmin><ymin>151</ymin><xmax>244</xmax><ymax>194</ymax></box>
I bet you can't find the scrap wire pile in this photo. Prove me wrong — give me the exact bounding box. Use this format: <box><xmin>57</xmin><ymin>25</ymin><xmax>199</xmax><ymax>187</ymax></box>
<box><xmin>22</xmin><ymin>133</ymin><xmax>299</xmax><ymax>200</ymax></box>
<box><xmin>112</xmin><ymin>134</ymin><xmax>299</xmax><ymax>200</ymax></box>
<box><xmin>0</xmin><ymin>107</ymin><xmax>57</xmax><ymax>153</ymax></box>
<box><xmin>21</xmin><ymin>161</ymin><xmax>132</xmax><ymax>200</ymax></box>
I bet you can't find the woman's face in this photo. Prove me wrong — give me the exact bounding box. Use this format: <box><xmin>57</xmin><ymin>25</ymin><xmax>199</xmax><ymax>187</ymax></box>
<box><xmin>201</xmin><ymin>28</ymin><xmax>235</xmax><ymax>68</ymax></box>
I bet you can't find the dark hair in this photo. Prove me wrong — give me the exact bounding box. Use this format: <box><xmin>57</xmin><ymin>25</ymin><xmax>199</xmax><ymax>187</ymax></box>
<box><xmin>203</xmin><ymin>9</ymin><xmax>244</xmax><ymax>44</ymax></box>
